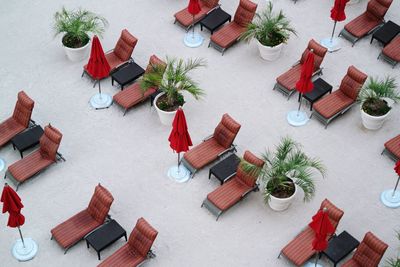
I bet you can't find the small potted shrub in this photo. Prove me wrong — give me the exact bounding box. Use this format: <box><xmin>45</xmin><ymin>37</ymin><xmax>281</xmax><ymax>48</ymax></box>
<box><xmin>242</xmin><ymin>137</ymin><xmax>326</xmax><ymax>211</ymax></box>
<box><xmin>239</xmin><ymin>2</ymin><xmax>296</xmax><ymax>61</ymax></box>
<box><xmin>53</xmin><ymin>7</ymin><xmax>108</xmax><ymax>61</ymax></box>
<box><xmin>140</xmin><ymin>57</ymin><xmax>206</xmax><ymax>125</ymax></box>
<box><xmin>359</xmin><ymin>76</ymin><xmax>399</xmax><ymax>130</ymax></box>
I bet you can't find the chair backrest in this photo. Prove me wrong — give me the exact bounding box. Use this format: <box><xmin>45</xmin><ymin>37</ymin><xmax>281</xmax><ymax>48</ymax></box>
<box><xmin>87</xmin><ymin>184</ymin><xmax>114</xmax><ymax>223</ymax></box>
<box><xmin>300</xmin><ymin>39</ymin><xmax>327</xmax><ymax>72</ymax></box>
<box><xmin>339</xmin><ymin>66</ymin><xmax>368</xmax><ymax>101</ymax></box>
<box><xmin>145</xmin><ymin>55</ymin><xmax>167</xmax><ymax>74</ymax></box>
<box><xmin>237</xmin><ymin>150</ymin><xmax>264</xmax><ymax>187</ymax></box>
<box><xmin>128</xmin><ymin>217</ymin><xmax>158</xmax><ymax>257</ymax></box>
<box><xmin>113</xmin><ymin>29</ymin><xmax>138</xmax><ymax>62</ymax></box>
<box><xmin>213</xmin><ymin>113</ymin><xmax>241</xmax><ymax>149</ymax></box>
<box><xmin>12</xmin><ymin>91</ymin><xmax>34</xmax><ymax>128</ymax></box>
<box><xmin>319</xmin><ymin>199</ymin><xmax>344</xmax><ymax>231</ymax></box>
<box><xmin>233</xmin><ymin>0</ymin><xmax>258</xmax><ymax>27</ymax></box>
<box><xmin>366</xmin><ymin>0</ymin><xmax>392</xmax><ymax>21</ymax></box>
<box><xmin>201</xmin><ymin>0</ymin><xmax>219</xmax><ymax>8</ymax></box>
<box><xmin>353</xmin><ymin>232</ymin><xmax>388</xmax><ymax>266</ymax></box>
<box><xmin>39</xmin><ymin>124</ymin><xmax>63</xmax><ymax>161</ymax></box>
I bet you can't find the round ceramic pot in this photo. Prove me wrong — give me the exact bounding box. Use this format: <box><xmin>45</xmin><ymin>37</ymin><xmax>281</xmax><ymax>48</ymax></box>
<box><xmin>63</xmin><ymin>38</ymin><xmax>90</xmax><ymax>62</ymax></box>
<box><xmin>257</xmin><ymin>40</ymin><xmax>283</xmax><ymax>61</ymax></box>
<box><xmin>361</xmin><ymin>108</ymin><xmax>390</xmax><ymax>130</ymax></box>
<box><xmin>154</xmin><ymin>93</ymin><xmax>185</xmax><ymax>126</ymax></box>
<box><xmin>267</xmin><ymin>180</ymin><xmax>297</xmax><ymax>211</ymax></box>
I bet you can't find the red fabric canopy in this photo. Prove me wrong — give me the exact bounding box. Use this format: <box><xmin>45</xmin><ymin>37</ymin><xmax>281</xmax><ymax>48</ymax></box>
<box><xmin>295</xmin><ymin>51</ymin><xmax>314</xmax><ymax>94</ymax></box>
<box><xmin>169</xmin><ymin>108</ymin><xmax>192</xmax><ymax>153</ymax></box>
<box><xmin>86</xmin><ymin>35</ymin><xmax>111</xmax><ymax>80</ymax></box>
<box><xmin>188</xmin><ymin>0</ymin><xmax>201</xmax><ymax>15</ymax></box>
<box><xmin>395</xmin><ymin>160</ymin><xmax>400</xmax><ymax>176</ymax></box>
<box><xmin>309</xmin><ymin>209</ymin><xmax>335</xmax><ymax>251</ymax></box>
<box><xmin>331</xmin><ymin>0</ymin><xmax>348</xmax><ymax>22</ymax></box>
<box><xmin>1</xmin><ymin>184</ymin><xmax>25</xmax><ymax>228</ymax></box>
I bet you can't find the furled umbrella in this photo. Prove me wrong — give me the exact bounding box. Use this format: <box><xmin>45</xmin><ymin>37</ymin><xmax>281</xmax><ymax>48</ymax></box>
<box><xmin>287</xmin><ymin>50</ymin><xmax>315</xmax><ymax>126</ymax></box>
<box><xmin>321</xmin><ymin>0</ymin><xmax>348</xmax><ymax>52</ymax></box>
<box><xmin>183</xmin><ymin>0</ymin><xmax>204</xmax><ymax>48</ymax></box>
<box><xmin>87</xmin><ymin>35</ymin><xmax>113</xmax><ymax>109</ymax></box>
<box><xmin>167</xmin><ymin>108</ymin><xmax>193</xmax><ymax>183</ymax></box>
<box><xmin>1</xmin><ymin>183</ymin><xmax>38</xmax><ymax>261</ymax></box>
<box><xmin>381</xmin><ymin>160</ymin><xmax>400</xmax><ymax>208</ymax></box>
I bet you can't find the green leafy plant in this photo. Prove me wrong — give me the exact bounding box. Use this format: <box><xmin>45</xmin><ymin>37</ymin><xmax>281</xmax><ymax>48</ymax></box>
<box><xmin>359</xmin><ymin>76</ymin><xmax>399</xmax><ymax>116</ymax></box>
<box><xmin>140</xmin><ymin>57</ymin><xmax>206</xmax><ymax>111</ymax></box>
<box><xmin>54</xmin><ymin>7</ymin><xmax>108</xmax><ymax>48</ymax></box>
<box><xmin>386</xmin><ymin>231</ymin><xmax>400</xmax><ymax>267</ymax></box>
<box><xmin>242</xmin><ymin>137</ymin><xmax>326</xmax><ymax>203</ymax></box>
<box><xmin>239</xmin><ymin>2</ymin><xmax>296</xmax><ymax>47</ymax></box>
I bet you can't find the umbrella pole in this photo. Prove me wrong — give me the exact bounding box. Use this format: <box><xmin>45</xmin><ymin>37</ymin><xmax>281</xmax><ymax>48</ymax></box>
<box><xmin>392</xmin><ymin>176</ymin><xmax>400</xmax><ymax>197</ymax></box>
<box><xmin>17</xmin><ymin>226</ymin><xmax>25</xmax><ymax>248</ymax></box>
<box><xmin>330</xmin><ymin>21</ymin><xmax>337</xmax><ymax>43</ymax></box>
<box><xmin>314</xmin><ymin>252</ymin><xmax>319</xmax><ymax>267</ymax></box>
<box><xmin>192</xmin><ymin>15</ymin><xmax>195</xmax><ymax>38</ymax></box>
<box><xmin>297</xmin><ymin>94</ymin><xmax>302</xmax><ymax>116</ymax></box>
<box><xmin>98</xmin><ymin>80</ymin><xmax>102</xmax><ymax>99</ymax></box>
<box><xmin>177</xmin><ymin>153</ymin><xmax>181</xmax><ymax>173</ymax></box>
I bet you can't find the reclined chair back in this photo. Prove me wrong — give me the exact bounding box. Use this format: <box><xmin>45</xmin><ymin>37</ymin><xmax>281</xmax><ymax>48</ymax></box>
<box><xmin>300</xmin><ymin>39</ymin><xmax>328</xmax><ymax>72</ymax></box>
<box><xmin>113</xmin><ymin>29</ymin><xmax>138</xmax><ymax>62</ymax></box>
<box><xmin>201</xmin><ymin>0</ymin><xmax>219</xmax><ymax>8</ymax></box>
<box><xmin>145</xmin><ymin>55</ymin><xmax>167</xmax><ymax>75</ymax></box>
<box><xmin>39</xmin><ymin>125</ymin><xmax>63</xmax><ymax>161</ymax></box>
<box><xmin>366</xmin><ymin>0</ymin><xmax>393</xmax><ymax>21</ymax></box>
<box><xmin>237</xmin><ymin>151</ymin><xmax>264</xmax><ymax>187</ymax></box>
<box><xmin>233</xmin><ymin>0</ymin><xmax>258</xmax><ymax>27</ymax></box>
<box><xmin>12</xmin><ymin>91</ymin><xmax>34</xmax><ymax>128</ymax></box>
<box><xmin>320</xmin><ymin>199</ymin><xmax>344</xmax><ymax>230</ymax></box>
<box><xmin>339</xmin><ymin>66</ymin><xmax>368</xmax><ymax>101</ymax></box>
<box><xmin>87</xmin><ymin>184</ymin><xmax>114</xmax><ymax>223</ymax></box>
<box><xmin>352</xmin><ymin>232</ymin><xmax>388</xmax><ymax>266</ymax></box>
<box><xmin>213</xmin><ymin>114</ymin><xmax>241</xmax><ymax>149</ymax></box>
<box><xmin>128</xmin><ymin>217</ymin><xmax>158</xmax><ymax>257</ymax></box>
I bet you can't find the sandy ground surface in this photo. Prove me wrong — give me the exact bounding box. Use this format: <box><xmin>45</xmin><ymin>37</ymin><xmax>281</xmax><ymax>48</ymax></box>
<box><xmin>0</xmin><ymin>0</ymin><xmax>399</xmax><ymax>266</ymax></box>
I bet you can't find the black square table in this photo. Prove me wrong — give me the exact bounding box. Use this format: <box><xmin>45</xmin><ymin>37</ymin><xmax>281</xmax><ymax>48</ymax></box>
<box><xmin>321</xmin><ymin>231</ymin><xmax>360</xmax><ymax>267</ymax></box>
<box><xmin>200</xmin><ymin>7</ymin><xmax>231</xmax><ymax>34</ymax></box>
<box><xmin>85</xmin><ymin>219</ymin><xmax>127</xmax><ymax>260</ymax></box>
<box><xmin>111</xmin><ymin>62</ymin><xmax>145</xmax><ymax>90</ymax></box>
<box><xmin>209</xmin><ymin>153</ymin><xmax>240</xmax><ymax>185</ymax></box>
<box><xmin>11</xmin><ymin>125</ymin><xmax>44</xmax><ymax>158</ymax></box>
<box><xmin>371</xmin><ymin>20</ymin><xmax>400</xmax><ymax>46</ymax></box>
<box><xmin>300</xmin><ymin>78</ymin><xmax>333</xmax><ymax>111</ymax></box>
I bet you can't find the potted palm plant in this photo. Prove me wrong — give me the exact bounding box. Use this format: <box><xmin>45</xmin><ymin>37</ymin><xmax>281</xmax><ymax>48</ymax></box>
<box><xmin>53</xmin><ymin>7</ymin><xmax>108</xmax><ymax>61</ymax></box>
<box><xmin>386</xmin><ymin>231</ymin><xmax>400</xmax><ymax>267</ymax></box>
<box><xmin>239</xmin><ymin>2</ymin><xmax>296</xmax><ymax>61</ymax></box>
<box><xmin>242</xmin><ymin>137</ymin><xmax>326</xmax><ymax>211</ymax></box>
<box><xmin>140</xmin><ymin>57</ymin><xmax>206</xmax><ymax>126</ymax></box>
<box><xmin>359</xmin><ymin>76</ymin><xmax>399</xmax><ymax>130</ymax></box>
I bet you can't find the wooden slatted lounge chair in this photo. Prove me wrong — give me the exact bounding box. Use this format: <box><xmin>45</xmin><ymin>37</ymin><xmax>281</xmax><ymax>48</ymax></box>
<box><xmin>181</xmin><ymin>113</ymin><xmax>241</xmax><ymax>178</ymax></box>
<box><xmin>209</xmin><ymin>0</ymin><xmax>257</xmax><ymax>55</ymax></box>
<box><xmin>278</xmin><ymin>199</ymin><xmax>344</xmax><ymax>266</ymax></box>
<box><xmin>4</xmin><ymin>124</ymin><xmax>63</xmax><ymax>191</ymax></box>
<box><xmin>382</xmin><ymin>134</ymin><xmax>400</xmax><ymax>161</ymax></box>
<box><xmin>311</xmin><ymin>66</ymin><xmax>368</xmax><ymax>128</ymax></box>
<box><xmin>202</xmin><ymin>150</ymin><xmax>263</xmax><ymax>220</ymax></box>
<box><xmin>113</xmin><ymin>55</ymin><xmax>166</xmax><ymax>115</ymax></box>
<box><xmin>339</xmin><ymin>0</ymin><xmax>393</xmax><ymax>46</ymax></box>
<box><xmin>0</xmin><ymin>91</ymin><xmax>34</xmax><ymax>147</ymax></box>
<box><xmin>342</xmin><ymin>232</ymin><xmax>388</xmax><ymax>267</ymax></box>
<box><xmin>98</xmin><ymin>217</ymin><xmax>158</xmax><ymax>267</ymax></box>
<box><xmin>273</xmin><ymin>39</ymin><xmax>327</xmax><ymax>99</ymax></box>
<box><xmin>378</xmin><ymin>36</ymin><xmax>400</xmax><ymax>68</ymax></box>
<box><xmin>51</xmin><ymin>184</ymin><xmax>114</xmax><ymax>254</ymax></box>
<box><xmin>174</xmin><ymin>0</ymin><xmax>220</xmax><ymax>31</ymax></box>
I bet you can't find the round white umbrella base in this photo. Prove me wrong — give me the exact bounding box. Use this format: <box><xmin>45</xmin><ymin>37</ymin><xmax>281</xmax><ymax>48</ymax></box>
<box><xmin>304</xmin><ymin>262</ymin><xmax>324</xmax><ymax>267</ymax></box>
<box><xmin>90</xmin><ymin>93</ymin><xmax>112</xmax><ymax>109</ymax></box>
<box><xmin>0</xmin><ymin>158</ymin><xmax>5</xmax><ymax>171</ymax></box>
<box><xmin>381</xmin><ymin>190</ymin><xmax>400</xmax><ymax>208</ymax></box>
<box><xmin>12</xmin><ymin>238</ymin><xmax>38</xmax><ymax>261</ymax></box>
<box><xmin>168</xmin><ymin>165</ymin><xmax>190</xmax><ymax>183</ymax></box>
<box><xmin>287</xmin><ymin>110</ymin><xmax>309</xmax><ymax>126</ymax></box>
<box><xmin>184</xmin><ymin>32</ymin><xmax>204</xmax><ymax>48</ymax></box>
<box><xmin>320</xmin><ymin>38</ymin><xmax>341</xmax><ymax>53</ymax></box>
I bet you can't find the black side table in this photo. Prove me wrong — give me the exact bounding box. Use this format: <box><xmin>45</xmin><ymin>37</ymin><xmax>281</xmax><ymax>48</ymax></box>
<box><xmin>200</xmin><ymin>7</ymin><xmax>231</xmax><ymax>34</ymax></box>
<box><xmin>321</xmin><ymin>231</ymin><xmax>360</xmax><ymax>267</ymax></box>
<box><xmin>85</xmin><ymin>219</ymin><xmax>127</xmax><ymax>260</ymax></box>
<box><xmin>209</xmin><ymin>154</ymin><xmax>240</xmax><ymax>185</ymax></box>
<box><xmin>111</xmin><ymin>62</ymin><xmax>145</xmax><ymax>90</ymax></box>
<box><xmin>371</xmin><ymin>21</ymin><xmax>400</xmax><ymax>46</ymax></box>
<box><xmin>11</xmin><ymin>125</ymin><xmax>44</xmax><ymax>158</ymax></box>
<box><xmin>301</xmin><ymin>78</ymin><xmax>333</xmax><ymax>111</ymax></box>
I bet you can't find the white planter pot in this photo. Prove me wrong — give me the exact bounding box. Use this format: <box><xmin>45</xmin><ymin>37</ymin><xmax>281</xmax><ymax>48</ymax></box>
<box><xmin>63</xmin><ymin>40</ymin><xmax>90</xmax><ymax>62</ymax></box>
<box><xmin>268</xmin><ymin>182</ymin><xmax>297</xmax><ymax>211</ymax></box>
<box><xmin>361</xmin><ymin>108</ymin><xmax>390</xmax><ymax>130</ymax></box>
<box><xmin>257</xmin><ymin>40</ymin><xmax>283</xmax><ymax>61</ymax></box>
<box><xmin>154</xmin><ymin>93</ymin><xmax>185</xmax><ymax>126</ymax></box>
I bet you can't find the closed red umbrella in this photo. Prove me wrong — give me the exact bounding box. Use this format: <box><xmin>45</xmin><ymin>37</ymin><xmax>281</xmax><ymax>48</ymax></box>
<box><xmin>295</xmin><ymin>50</ymin><xmax>314</xmax><ymax>113</ymax></box>
<box><xmin>188</xmin><ymin>0</ymin><xmax>201</xmax><ymax>15</ymax></box>
<box><xmin>322</xmin><ymin>0</ymin><xmax>348</xmax><ymax>51</ymax></box>
<box><xmin>381</xmin><ymin>160</ymin><xmax>400</xmax><ymax>208</ymax></box>
<box><xmin>184</xmin><ymin>0</ymin><xmax>203</xmax><ymax>47</ymax></box>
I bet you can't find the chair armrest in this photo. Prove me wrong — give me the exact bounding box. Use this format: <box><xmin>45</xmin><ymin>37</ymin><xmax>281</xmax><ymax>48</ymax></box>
<box><xmin>105</xmin><ymin>48</ymin><xmax>114</xmax><ymax>54</ymax></box>
<box><xmin>207</xmin><ymin>4</ymin><xmax>221</xmax><ymax>14</ymax></box>
<box><xmin>217</xmin><ymin>146</ymin><xmax>235</xmax><ymax>158</ymax></box>
<box><xmin>203</xmin><ymin>134</ymin><xmax>214</xmax><ymax>142</ymax></box>
<box><xmin>110</xmin><ymin>61</ymin><xmax>131</xmax><ymax>74</ymax></box>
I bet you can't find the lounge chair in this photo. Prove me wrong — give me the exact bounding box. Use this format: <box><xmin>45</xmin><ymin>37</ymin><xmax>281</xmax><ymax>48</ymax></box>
<box><xmin>0</xmin><ymin>91</ymin><xmax>34</xmax><ymax>147</ymax></box>
<box><xmin>209</xmin><ymin>0</ymin><xmax>257</xmax><ymax>55</ymax></box>
<box><xmin>339</xmin><ymin>0</ymin><xmax>393</xmax><ymax>46</ymax></box>
<box><xmin>274</xmin><ymin>39</ymin><xmax>328</xmax><ymax>99</ymax></box>
<box><xmin>51</xmin><ymin>184</ymin><xmax>114</xmax><ymax>254</ymax></box>
<box><xmin>202</xmin><ymin>150</ymin><xmax>264</xmax><ymax>220</ymax></box>
<box><xmin>181</xmin><ymin>113</ymin><xmax>241</xmax><ymax>177</ymax></box>
<box><xmin>342</xmin><ymin>232</ymin><xmax>388</xmax><ymax>267</ymax></box>
<box><xmin>174</xmin><ymin>0</ymin><xmax>220</xmax><ymax>31</ymax></box>
<box><xmin>279</xmin><ymin>199</ymin><xmax>344</xmax><ymax>266</ymax></box>
<box><xmin>113</xmin><ymin>55</ymin><xmax>166</xmax><ymax>115</ymax></box>
<box><xmin>98</xmin><ymin>217</ymin><xmax>158</xmax><ymax>267</ymax></box>
<box><xmin>312</xmin><ymin>66</ymin><xmax>368</xmax><ymax>128</ymax></box>
<box><xmin>382</xmin><ymin>134</ymin><xmax>400</xmax><ymax>161</ymax></box>
<box><xmin>378</xmin><ymin>36</ymin><xmax>400</xmax><ymax>68</ymax></box>
<box><xmin>4</xmin><ymin>124</ymin><xmax>63</xmax><ymax>191</ymax></box>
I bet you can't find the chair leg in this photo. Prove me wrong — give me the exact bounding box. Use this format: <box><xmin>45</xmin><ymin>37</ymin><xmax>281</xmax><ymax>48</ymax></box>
<box><xmin>123</xmin><ymin>109</ymin><xmax>127</xmax><ymax>116</ymax></box>
<box><xmin>50</xmin><ymin>235</ymin><xmax>53</xmax><ymax>240</ymax></box>
<box><xmin>277</xmin><ymin>252</ymin><xmax>282</xmax><ymax>259</ymax></box>
<box><xmin>16</xmin><ymin>183</ymin><xmax>20</xmax><ymax>191</ymax></box>
<box><xmin>81</xmin><ymin>71</ymin><xmax>85</xmax><ymax>78</ymax></box>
